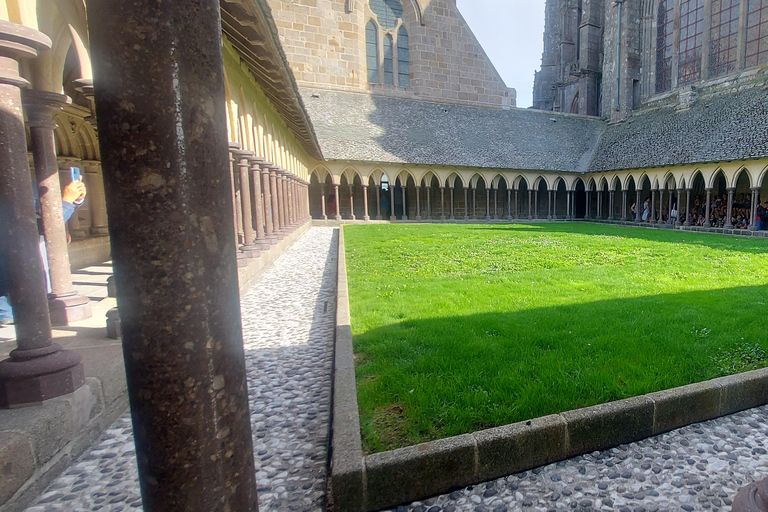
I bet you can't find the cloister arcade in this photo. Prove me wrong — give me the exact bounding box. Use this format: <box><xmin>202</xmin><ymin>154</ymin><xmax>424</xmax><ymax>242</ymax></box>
<box><xmin>308</xmin><ymin>161</ymin><xmax>768</xmax><ymax>230</ymax></box>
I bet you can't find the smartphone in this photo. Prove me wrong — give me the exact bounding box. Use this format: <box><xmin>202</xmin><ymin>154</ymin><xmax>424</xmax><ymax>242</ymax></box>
<box><xmin>70</xmin><ymin>166</ymin><xmax>82</xmax><ymax>182</ymax></box>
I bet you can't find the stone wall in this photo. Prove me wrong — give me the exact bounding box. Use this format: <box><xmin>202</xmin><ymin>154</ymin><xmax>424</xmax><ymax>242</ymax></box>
<box><xmin>265</xmin><ymin>0</ymin><xmax>515</xmax><ymax>109</ymax></box>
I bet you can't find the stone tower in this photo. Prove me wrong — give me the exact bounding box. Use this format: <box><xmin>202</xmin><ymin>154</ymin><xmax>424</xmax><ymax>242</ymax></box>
<box><xmin>265</xmin><ymin>0</ymin><xmax>516</xmax><ymax>109</ymax></box>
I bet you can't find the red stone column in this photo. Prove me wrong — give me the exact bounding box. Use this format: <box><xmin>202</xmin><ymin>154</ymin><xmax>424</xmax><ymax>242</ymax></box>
<box><xmin>0</xmin><ymin>22</ymin><xmax>85</xmax><ymax>408</ymax></box>
<box><xmin>259</xmin><ymin>162</ymin><xmax>276</xmax><ymax>242</ymax></box>
<box><xmin>228</xmin><ymin>143</ymin><xmax>243</xmax><ymax>246</ymax></box>
<box><xmin>85</xmin><ymin>0</ymin><xmax>259</xmax><ymax>509</ymax></box>
<box><xmin>269</xmin><ymin>166</ymin><xmax>284</xmax><ymax>238</ymax></box>
<box><xmin>235</xmin><ymin>150</ymin><xmax>258</xmax><ymax>255</ymax></box>
<box><xmin>23</xmin><ymin>89</ymin><xmax>92</xmax><ymax>325</ymax></box>
<box><xmin>82</xmin><ymin>161</ymin><xmax>109</xmax><ymax>236</ymax></box>
<box><xmin>281</xmin><ymin>173</ymin><xmax>291</xmax><ymax>229</ymax></box>
<box><xmin>248</xmin><ymin>156</ymin><xmax>268</xmax><ymax>249</ymax></box>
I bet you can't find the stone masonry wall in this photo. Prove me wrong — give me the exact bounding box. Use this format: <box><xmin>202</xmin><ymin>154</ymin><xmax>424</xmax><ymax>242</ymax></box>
<box><xmin>265</xmin><ymin>0</ymin><xmax>515</xmax><ymax>109</ymax></box>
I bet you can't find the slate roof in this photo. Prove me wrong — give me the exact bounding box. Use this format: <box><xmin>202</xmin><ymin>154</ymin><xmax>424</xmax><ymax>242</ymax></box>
<box><xmin>301</xmin><ymin>85</ymin><xmax>768</xmax><ymax>173</ymax></box>
<box><xmin>590</xmin><ymin>85</ymin><xmax>768</xmax><ymax>171</ymax></box>
<box><xmin>300</xmin><ymin>88</ymin><xmax>605</xmax><ymax>172</ymax></box>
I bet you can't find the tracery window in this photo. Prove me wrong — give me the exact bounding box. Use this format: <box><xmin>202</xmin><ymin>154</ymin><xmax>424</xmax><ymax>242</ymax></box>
<box><xmin>746</xmin><ymin>0</ymin><xmax>768</xmax><ymax>67</ymax></box>
<box><xmin>678</xmin><ymin>0</ymin><xmax>705</xmax><ymax>86</ymax></box>
<box><xmin>366</xmin><ymin>0</ymin><xmax>410</xmax><ymax>87</ymax></box>
<box><xmin>709</xmin><ymin>0</ymin><xmax>741</xmax><ymax>78</ymax></box>
<box><xmin>655</xmin><ymin>0</ymin><xmax>675</xmax><ymax>93</ymax></box>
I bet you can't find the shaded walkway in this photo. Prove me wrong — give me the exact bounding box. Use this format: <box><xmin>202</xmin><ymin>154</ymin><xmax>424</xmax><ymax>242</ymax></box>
<box><xmin>24</xmin><ymin>227</ymin><xmax>339</xmax><ymax>512</ymax></box>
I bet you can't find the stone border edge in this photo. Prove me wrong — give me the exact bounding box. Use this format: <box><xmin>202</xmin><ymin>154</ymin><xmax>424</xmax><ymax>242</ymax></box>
<box><xmin>329</xmin><ymin>227</ymin><xmax>768</xmax><ymax>511</ymax></box>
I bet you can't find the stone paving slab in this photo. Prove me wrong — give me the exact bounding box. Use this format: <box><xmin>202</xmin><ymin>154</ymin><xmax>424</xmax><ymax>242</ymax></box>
<box><xmin>23</xmin><ymin>227</ymin><xmax>338</xmax><ymax>512</ymax></box>
<box><xmin>390</xmin><ymin>405</ymin><xmax>768</xmax><ymax>512</ymax></box>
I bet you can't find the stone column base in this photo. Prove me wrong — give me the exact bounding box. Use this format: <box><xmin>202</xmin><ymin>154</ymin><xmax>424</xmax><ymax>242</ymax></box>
<box><xmin>0</xmin><ymin>346</ymin><xmax>85</xmax><ymax>407</ymax></box>
<box><xmin>236</xmin><ymin>251</ymin><xmax>249</xmax><ymax>268</ymax></box>
<box><xmin>48</xmin><ymin>293</ymin><xmax>92</xmax><ymax>326</ymax></box>
<box><xmin>733</xmin><ymin>479</ymin><xmax>768</xmax><ymax>512</ymax></box>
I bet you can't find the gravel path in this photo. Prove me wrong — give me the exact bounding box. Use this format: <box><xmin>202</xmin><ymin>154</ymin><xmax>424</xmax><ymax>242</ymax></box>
<box><xmin>25</xmin><ymin>227</ymin><xmax>339</xmax><ymax>512</ymax></box>
<box><xmin>391</xmin><ymin>405</ymin><xmax>768</xmax><ymax>512</ymax></box>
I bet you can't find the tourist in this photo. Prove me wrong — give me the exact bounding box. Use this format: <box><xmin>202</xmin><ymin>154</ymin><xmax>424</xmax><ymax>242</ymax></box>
<box><xmin>630</xmin><ymin>202</ymin><xmax>636</xmax><ymax>220</ymax></box>
<box><xmin>642</xmin><ymin>198</ymin><xmax>651</xmax><ymax>222</ymax></box>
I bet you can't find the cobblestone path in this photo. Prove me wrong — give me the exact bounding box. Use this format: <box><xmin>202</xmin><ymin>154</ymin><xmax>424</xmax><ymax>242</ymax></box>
<box><xmin>25</xmin><ymin>227</ymin><xmax>339</xmax><ymax>512</ymax></box>
<box><xmin>393</xmin><ymin>405</ymin><xmax>768</xmax><ymax>512</ymax></box>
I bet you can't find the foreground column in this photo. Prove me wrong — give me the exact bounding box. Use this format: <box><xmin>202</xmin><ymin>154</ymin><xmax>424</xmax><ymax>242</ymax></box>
<box><xmin>24</xmin><ymin>89</ymin><xmax>93</xmax><ymax>325</ymax></box>
<box><xmin>86</xmin><ymin>1</ymin><xmax>258</xmax><ymax>509</ymax></box>
<box><xmin>0</xmin><ymin>22</ymin><xmax>85</xmax><ymax>407</ymax></box>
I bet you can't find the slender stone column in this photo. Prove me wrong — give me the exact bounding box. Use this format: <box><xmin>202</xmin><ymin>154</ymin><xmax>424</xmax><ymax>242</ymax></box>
<box><xmin>83</xmin><ymin>161</ymin><xmax>109</xmax><ymax>236</ymax></box>
<box><xmin>260</xmin><ymin>163</ymin><xmax>276</xmax><ymax>240</ymax></box>
<box><xmin>248</xmin><ymin>157</ymin><xmax>267</xmax><ymax>248</ymax></box>
<box><xmin>608</xmin><ymin>191</ymin><xmax>615</xmax><ymax>220</ymax></box>
<box><xmin>270</xmin><ymin>167</ymin><xmax>284</xmax><ymax>237</ymax></box>
<box><xmin>235</xmin><ymin>151</ymin><xmax>257</xmax><ymax>253</ymax></box>
<box><xmin>426</xmin><ymin>186</ymin><xmax>431</xmax><ymax>220</ymax></box>
<box><xmin>507</xmin><ymin>189</ymin><xmax>512</xmax><ymax>219</ymax></box>
<box><xmin>401</xmin><ymin>185</ymin><xmax>408</xmax><ymax>221</ymax></box>
<box><xmin>493</xmin><ymin>189</ymin><xmax>498</xmax><ymax>219</ymax></box>
<box><xmin>658</xmin><ymin>188</ymin><xmax>664</xmax><ymax>224</ymax></box>
<box><xmin>725</xmin><ymin>187</ymin><xmax>735</xmax><ymax>228</ymax></box>
<box><xmin>514</xmin><ymin>190</ymin><xmax>519</xmax><ymax>218</ymax></box>
<box><xmin>596</xmin><ymin>191</ymin><xmax>602</xmax><ymax>219</ymax></box>
<box><xmin>534</xmin><ymin>190</ymin><xmax>539</xmax><ymax>219</ymax></box>
<box><xmin>24</xmin><ymin>89</ymin><xmax>93</xmax><ymax>325</ymax></box>
<box><xmin>228</xmin><ymin>143</ymin><xmax>242</xmax><ymax>246</ymax></box>
<box><xmin>667</xmin><ymin>189</ymin><xmax>673</xmax><ymax>226</ymax></box>
<box><xmin>440</xmin><ymin>187</ymin><xmax>446</xmax><ymax>221</ymax></box>
<box><xmin>463</xmin><ymin>187</ymin><xmax>469</xmax><ymax>220</ymax></box>
<box><xmin>320</xmin><ymin>183</ymin><xmax>328</xmax><ymax>221</ymax></box>
<box><xmin>586</xmin><ymin>191</ymin><xmax>591</xmax><ymax>219</ymax></box>
<box><xmin>415</xmin><ymin>186</ymin><xmax>421</xmax><ymax>220</ymax></box>
<box><xmin>363</xmin><ymin>185</ymin><xmax>370</xmax><ymax>221</ymax></box>
<box><xmin>553</xmin><ymin>191</ymin><xmax>558</xmax><ymax>220</ymax></box>
<box><xmin>675</xmin><ymin>189</ymin><xmax>683</xmax><ymax>227</ymax></box>
<box><xmin>750</xmin><ymin>187</ymin><xmax>759</xmax><ymax>231</ymax></box>
<box><xmin>650</xmin><ymin>189</ymin><xmax>657</xmax><ymax>223</ymax></box>
<box><xmin>470</xmin><ymin>187</ymin><xmax>476</xmax><ymax>219</ymax></box>
<box><xmin>684</xmin><ymin>189</ymin><xmax>692</xmax><ymax>226</ymax></box>
<box><xmin>285</xmin><ymin>175</ymin><xmax>294</xmax><ymax>226</ymax></box>
<box><xmin>636</xmin><ymin>190</ymin><xmax>642</xmax><ymax>223</ymax></box>
<box><xmin>375</xmin><ymin>184</ymin><xmax>382</xmax><ymax>220</ymax></box>
<box><xmin>621</xmin><ymin>190</ymin><xmax>628</xmax><ymax>221</ymax></box>
<box><xmin>486</xmin><ymin>188</ymin><xmax>491</xmax><ymax>220</ymax></box>
<box><xmin>527</xmin><ymin>190</ymin><xmax>532</xmax><ymax>220</ymax></box>
<box><xmin>0</xmin><ymin>21</ymin><xmax>86</xmax><ymax>407</ymax></box>
<box><xmin>704</xmin><ymin>188</ymin><xmax>712</xmax><ymax>227</ymax></box>
<box><xmin>390</xmin><ymin>185</ymin><xmax>396</xmax><ymax>221</ymax></box>
<box><xmin>85</xmin><ymin>2</ymin><xmax>259</xmax><ymax>508</ymax></box>
<box><xmin>348</xmin><ymin>185</ymin><xmax>356</xmax><ymax>221</ymax></box>
<box><xmin>547</xmin><ymin>190</ymin><xmax>552</xmax><ymax>220</ymax></box>
<box><xmin>449</xmin><ymin>188</ymin><xmax>455</xmax><ymax>220</ymax></box>
<box><xmin>566</xmin><ymin>190</ymin><xmax>572</xmax><ymax>220</ymax></box>
<box><xmin>333</xmin><ymin>182</ymin><xmax>341</xmax><ymax>222</ymax></box>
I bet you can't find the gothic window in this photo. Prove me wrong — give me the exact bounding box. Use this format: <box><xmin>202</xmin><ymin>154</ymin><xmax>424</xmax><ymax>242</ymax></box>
<box><xmin>383</xmin><ymin>34</ymin><xmax>394</xmax><ymax>85</ymax></box>
<box><xmin>366</xmin><ymin>21</ymin><xmax>379</xmax><ymax>84</ymax></box>
<box><xmin>678</xmin><ymin>0</ymin><xmax>705</xmax><ymax>86</ymax></box>
<box><xmin>746</xmin><ymin>0</ymin><xmax>768</xmax><ymax>67</ymax></box>
<box><xmin>709</xmin><ymin>0</ymin><xmax>741</xmax><ymax>78</ymax></box>
<box><xmin>366</xmin><ymin>0</ymin><xmax>409</xmax><ymax>88</ymax></box>
<box><xmin>398</xmin><ymin>26</ymin><xmax>410</xmax><ymax>87</ymax></box>
<box><xmin>655</xmin><ymin>0</ymin><xmax>675</xmax><ymax>93</ymax></box>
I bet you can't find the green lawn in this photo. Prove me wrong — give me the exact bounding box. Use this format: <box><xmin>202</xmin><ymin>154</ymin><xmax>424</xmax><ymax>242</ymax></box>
<box><xmin>343</xmin><ymin>223</ymin><xmax>768</xmax><ymax>453</ymax></box>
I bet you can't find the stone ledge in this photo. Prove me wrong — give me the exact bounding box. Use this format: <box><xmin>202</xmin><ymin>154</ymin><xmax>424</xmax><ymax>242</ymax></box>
<box><xmin>329</xmin><ymin>224</ymin><xmax>768</xmax><ymax>511</ymax></box>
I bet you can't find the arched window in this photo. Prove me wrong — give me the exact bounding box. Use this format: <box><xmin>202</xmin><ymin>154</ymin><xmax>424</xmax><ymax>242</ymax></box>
<box><xmin>366</xmin><ymin>20</ymin><xmax>379</xmax><ymax>84</ymax></box>
<box><xmin>678</xmin><ymin>0</ymin><xmax>705</xmax><ymax>86</ymax></box>
<box><xmin>397</xmin><ymin>26</ymin><xmax>410</xmax><ymax>87</ymax></box>
<box><xmin>367</xmin><ymin>0</ymin><xmax>409</xmax><ymax>88</ymax></box>
<box><xmin>655</xmin><ymin>0</ymin><xmax>674</xmax><ymax>93</ymax></box>
<box><xmin>709</xmin><ymin>0</ymin><xmax>741</xmax><ymax>78</ymax></box>
<box><xmin>383</xmin><ymin>34</ymin><xmax>394</xmax><ymax>85</ymax></box>
<box><xmin>746</xmin><ymin>0</ymin><xmax>768</xmax><ymax>68</ymax></box>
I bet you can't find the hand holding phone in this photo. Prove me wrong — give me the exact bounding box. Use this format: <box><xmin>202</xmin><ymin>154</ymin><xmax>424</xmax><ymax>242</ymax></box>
<box><xmin>70</xmin><ymin>166</ymin><xmax>82</xmax><ymax>182</ymax></box>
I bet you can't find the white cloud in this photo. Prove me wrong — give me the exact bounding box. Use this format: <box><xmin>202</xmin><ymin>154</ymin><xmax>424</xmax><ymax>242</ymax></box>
<box><xmin>456</xmin><ymin>0</ymin><xmax>546</xmax><ymax>108</ymax></box>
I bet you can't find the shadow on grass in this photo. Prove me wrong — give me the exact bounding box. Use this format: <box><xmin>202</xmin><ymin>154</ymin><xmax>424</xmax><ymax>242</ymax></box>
<box><xmin>354</xmin><ymin>284</ymin><xmax>768</xmax><ymax>453</ymax></box>
<box><xmin>460</xmin><ymin>222</ymin><xmax>768</xmax><ymax>254</ymax></box>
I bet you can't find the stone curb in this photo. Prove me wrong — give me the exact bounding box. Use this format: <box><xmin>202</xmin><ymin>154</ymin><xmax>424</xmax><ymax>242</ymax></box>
<box><xmin>329</xmin><ymin>229</ymin><xmax>768</xmax><ymax>511</ymax></box>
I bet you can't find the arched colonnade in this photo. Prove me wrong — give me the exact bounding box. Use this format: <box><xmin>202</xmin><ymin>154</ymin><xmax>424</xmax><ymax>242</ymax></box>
<box><xmin>308</xmin><ymin>162</ymin><xmax>768</xmax><ymax>230</ymax></box>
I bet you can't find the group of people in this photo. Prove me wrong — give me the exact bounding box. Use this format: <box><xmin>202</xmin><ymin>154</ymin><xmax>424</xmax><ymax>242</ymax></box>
<box><xmin>630</xmin><ymin>193</ymin><xmax>767</xmax><ymax>230</ymax></box>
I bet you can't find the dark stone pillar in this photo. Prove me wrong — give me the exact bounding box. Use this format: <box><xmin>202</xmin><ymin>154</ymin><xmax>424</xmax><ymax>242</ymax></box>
<box><xmin>726</xmin><ymin>187</ymin><xmax>735</xmax><ymax>229</ymax></box>
<box><xmin>85</xmin><ymin>0</ymin><xmax>258</xmax><ymax>509</ymax></box>
<box><xmin>684</xmin><ymin>189</ymin><xmax>692</xmax><ymax>226</ymax></box>
<box><xmin>621</xmin><ymin>190</ymin><xmax>628</xmax><ymax>221</ymax></box>
<box><xmin>493</xmin><ymin>189</ymin><xmax>498</xmax><ymax>219</ymax></box>
<box><xmin>23</xmin><ymin>89</ymin><xmax>92</xmax><ymax>325</ymax></box>
<box><xmin>401</xmin><ymin>184</ymin><xmax>408</xmax><ymax>220</ymax></box>
<box><xmin>585</xmin><ymin>191</ymin><xmax>591</xmax><ymax>219</ymax></box>
<box><xmin>750</xmin><ymin>187</ymin><xmax>759</xmax><ymax>231</ymax></box>
<box><xmin>533</xmin><ymin>190</ymin><xmax>539</xmax><ymax>220</ymax></box>
<box><xmin>463</xmin><ymin>187</ymin><xmax>469</xmax><ymax>221</ymax></box>
<box><xmin>440</xmin><ymin>186</ymin><xmax>446</xmax><ymax>221</ymax></box>
<box><xmin>0</xmin><ymin>21</ymin><xmax>86</xmax><ymax>408</ymax></box>
<box><xmin>636</xmin><ymin>190</ymin><xmax>642</xmax><ymax>224</ymax></box>
<box><xmin>486</xmin><ymin>188</ymin><xmax>491</xmax><ymax>220</ymax></box>
<box><xmin>390</xmin><ymin>185</ymin><xmax>396</xmax><ymax>221</ymax></box>
<box><xmin>527</xmin><ymin>190</ymin><xmax>532</xmax><ymax>220</ymax></box>
<box><xmin>704</xmin><ymin>188</ymin><xmax>712</xmax><ymax>228</ymax></box>
<box><xmin>449</xmin><ymin>187</ymin><xmax>454</xmax><ymax>220</ymax></box>
<box><xmin>547</xmin><ymin>190</ymin><xmax>552</xmax><ymax>220</ymax></box>
<box><xmin>415</xmin><ymin>186</ymin><xmax>421</xmax><ymax>220</ymax></box>
<box><xmin>507</xmin><ymin>189</ymin><xmax>512</xmax><ymax>219</ymax></box>
<box><xmin>375</xmin><ymin>184</ymin><xmax>381</xmax><ymax>220</ymax></box>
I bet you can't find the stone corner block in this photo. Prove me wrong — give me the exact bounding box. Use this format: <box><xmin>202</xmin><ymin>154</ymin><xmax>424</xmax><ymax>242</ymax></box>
<box><xmin>364</xmin><ymin>434</ymin><xmax>477</xmax><ymax>511</ymax></box>
<box><xmin>330</xmin><ymin>449</ymin><xmax>365</xmax><ymax>512</ymax></box>
<box><xmin>0</xmin><ymin>431</ymin><xmax>35</xmax><ymax>504</ymax></box>
<box><xmin>561</xmin><ymin>396</ymin><xmax>654</xmax><ymax>456</ymax></box>
<box><xmin>648</xmin><ymin>380</ymin><xmax>722</xmax><ymax>435</ymax></box>
<box><xmin>0</xmin><ymin>397</ymin><xmax>75</xmax><ymax>467</ymax></box>
<box><xmin>474</xmin><ymin>414</ymin><xmax>566</xmax><ymax>482</ymax></box>
<box><xmin>712</xmin><ymin>367</ymin><xmax>768</xmax><ymax>416</ymax></box>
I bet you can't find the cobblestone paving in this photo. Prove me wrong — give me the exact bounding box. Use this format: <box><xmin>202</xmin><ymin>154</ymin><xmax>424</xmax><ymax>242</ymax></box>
<box><xmin>393</xmin><ymin>406</ymin><xmax>768</xmax><ymax>512</ymax></box>
<box><xmin>25</xmin><ymin>227</ymin><xmax>338</xmax><ymax>512</ymax></box>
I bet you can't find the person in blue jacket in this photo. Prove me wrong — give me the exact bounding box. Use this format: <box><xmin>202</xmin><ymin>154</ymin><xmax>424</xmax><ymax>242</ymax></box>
<box><xmin>0</xmin><ymin>180</ymin><xmax>86</xmax><ymax>325</ymax></box>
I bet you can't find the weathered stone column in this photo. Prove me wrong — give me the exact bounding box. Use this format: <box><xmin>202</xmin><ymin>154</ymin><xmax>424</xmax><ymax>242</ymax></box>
<box><xmin>24</xmin><ymin>89</ymin><xmax>93</xmax><ymax>325</ymax></box>
<box><xmin>547</xmin><ymin>190</ymin><xmax>552</xmax><ymax>220</ymax></box>
<box><xmin>463</xmin><ymin>187</ymin><xmax>469</xmax><ymax>221</ymax></box>
<box><xmin>235</xmin><ymin>150</ymin><xmax>258</xmax><ymax>255</ymax></box>
<box><xmin>228</xmin><ymin>143</ymin><xmax>242</xmax><ymax>246</ymax></box>
<box><xmin>82</xmin><ymin>161</ymin><xmax>109</xmax><ymax>236</ymax></box>
<box><xmin>440</xmin><ymin>186</ymin><xmax>446</xmax><ymax>221</ymax></box>
<box><xmin>514</xmin><ymin>189</ymin><xmax>519</xmax><ymax>219</ymax></box>
<box><xmin>426</xmin><ymin>186</ymin><xmax>431</xmax><ymax>219</ymax></box>
<box><xmin>470</xmin><ymin>187</ymin><xmax>476</xmax><ymax>219</ymax></box>
<box><xmin>259</xmin><ymin>163</ymin><xmax>276</xmax><ymax>241</ymax></box>
<box><xmin>657</xmin><ymin>188</ymin><xmax>664</xmax><ymax>224</ymax></box>
<box><xmin>596</xmin><ymin>191</ymin><xmax>601</xmax><ymax>219</ymax></box>
<box><xmin>283</xmin><ymin>174</ymin><xmax>293</xmax><ymax>228</ymax></box>
<box><xmin>0</xmin><ymin>21</ymin><xmax>86</xmax><ymax>408</ymax></box>
<box><xmin>566</xmin><ymin>190</ymin><xmax>572</xmax><ymax>220</ymax></box>
<box><xmin>363</xmin><ymin>184</ymin><xmax>370</xmax><ymax>221</ymax></box>
<box><xmin>319</xmin><ymin>183</ymin><xmax>327</xmax><ymax>221</ymax></box>
<box><xmin>608</xmin><ymin>191</ymin><xmax>615</xmax><ymax>220</ymax></box>
<box><xmin>667</xmin><ymin>189</ymin><xmax>673</xmax><ymax>225</ymax></box>
<box><xmin>725</xmin><ymin>187</ymin><xmax>735</xmax><ymax>229</ymax></box>
<box><xmin>704</xmin><ymin>188</ymin><xmax>712</xmax><ymax>228</ymax></box>
<box><xmin>401</xmin><ymin>184</ymin><xmax>408</xmax><ymax>220</ymax></box>
<box><xmin>449</xmin><ymin>187</ymin><xmax>454</xmax><ymax>220</ymax></box>
<box><xmin>415</xmin><ymin>186</ymin><xmax>421</xmax><ymax>220</ymax></box>
<box><xmin>507</xmin><ymin>189</ymin><xmax>512</xmax><ymax>219</ymax></box>
<box><xmin>248</xmin><ymin>156</ymin><xmax>268</xmax><ymax>247</ymax></box>
<box><xmin>333</xmin><ymin>182</ymin><xmax>341</xmax><ymax>222</ymax></box>
<box><xmin>750</xmin><ymin>187</ymin><xmax>759</xmax><ymax>231</ymax></box>
<box><xmin>586</xmin><ymin>191</ymin><xmax>591</xmax><ymax>219</ymax></box>
<box><xmin>269</xmin><ymin>167</ymin><xmax>284</xmax><ymax>237</ymax></box>
<box><xmin>85</xmin><ymin>0</ymin><xmax>259</xmax><ymax>508</ymax></box>
<box><xmin>486</xmin><ymin>188</ymin><xmax>491</xmax><ymax>220</ymax></box>
<box><xmin>533</xmin><ymin>189</ymin><xmax>539</xmax><ymax>220</ymax></box>
<box><xmin>375</xmin><ymin>184</ymin><xmax>381</xmax><ymax>220</ymax></box>
<box><xmin>493</xmin><ymin>189</ymin><xmax>498</xmax><ymax>219</ymax></box>
<box><xmin>684</xmin><ymin>189</ymin><xmax>692</xmax><ymax>226</ymax></box>
<box><xmin>621</xmin><ymin>190</ymin><xmax>627</xmax><ymax>221</ymax></box>
<box><xmin>650</xmin><ymin>189</ymin><xmax>657</xmax><ymax>223</ymax></box>
<box><xmin>527</xmin><ymin>189</ymin><xmax>532</xmax><ymax>220</ymax></box>
<box><xmin>348</xmin><ymin>185</ymin><xmax>356</xmax><ymax>221</ymax></box>
<box><xmin>390</xmin><ymin>185</ymin><xmax>396</xmax><ymax>221</ymax></box>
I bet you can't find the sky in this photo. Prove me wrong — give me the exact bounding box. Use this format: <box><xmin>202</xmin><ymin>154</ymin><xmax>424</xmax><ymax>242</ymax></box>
<box><xmin>456</xmin><ymin>0</ymin><xmax>546</xmax><ymax>108</ymax></box>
